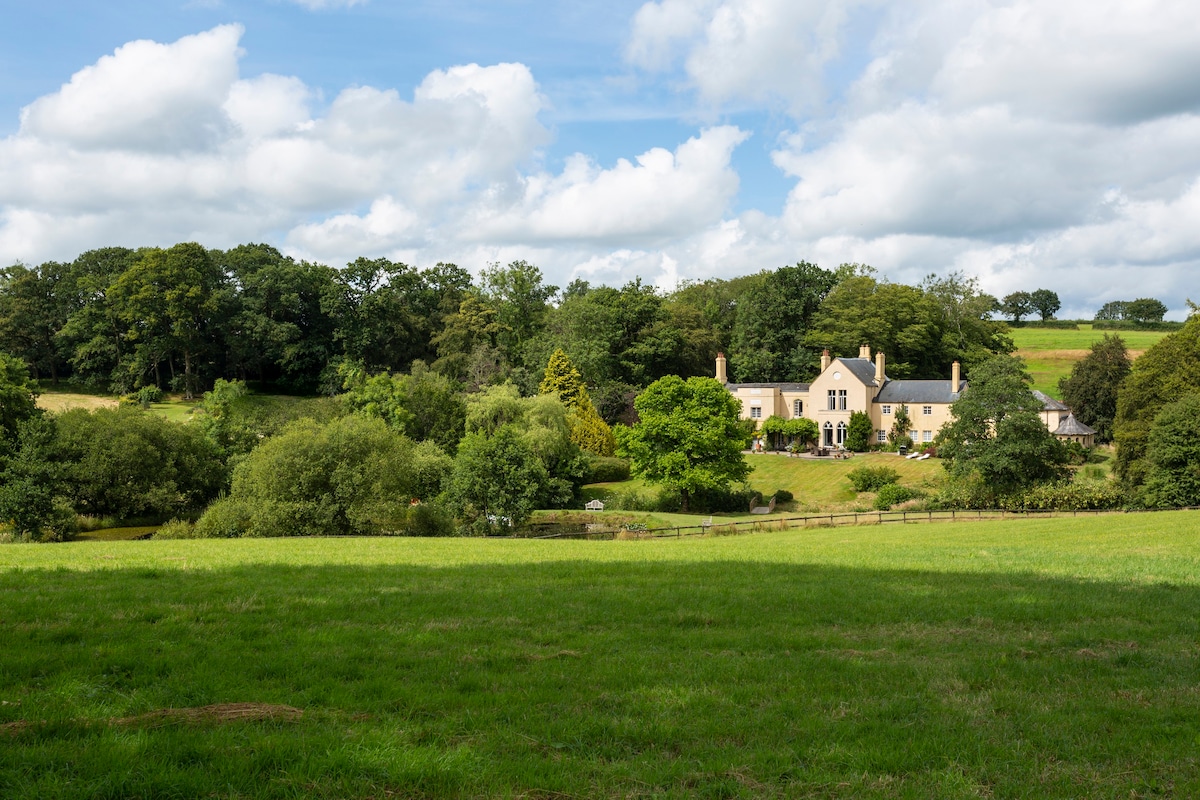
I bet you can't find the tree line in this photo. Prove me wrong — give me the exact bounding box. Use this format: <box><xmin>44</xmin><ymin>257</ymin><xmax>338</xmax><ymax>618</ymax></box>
<box><xmin>0</xmin><ymin>245</ymin><xmax>1015</xmax><ymax>412</ymax></box>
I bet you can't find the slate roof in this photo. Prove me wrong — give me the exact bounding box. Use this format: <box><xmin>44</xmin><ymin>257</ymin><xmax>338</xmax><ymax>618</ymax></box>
<box><xmin>1032</xmin><ymin>390</ymin><xmax>1070</xmax><ymax>412</ymax></box>
<box><xmin>727</xmin><ymin>382</ymin><xmax>810</xmax><ymax>392</ymax></box>
<box><xmin>837</xmin><ymin>357</ymin><xmax>880</xmax><ymax>385</ymax></box>
<box><xmin>1054</xmin><ymin>413</ymin><xmax>1096</xmax><ymax>436</ymax></box>
<box><xmin>874</xmin><ymin>380</ymin><xmax>966</xmax><ymax>404</ymax></box>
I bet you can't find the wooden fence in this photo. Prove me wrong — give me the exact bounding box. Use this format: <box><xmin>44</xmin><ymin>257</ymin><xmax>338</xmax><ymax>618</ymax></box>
<box><xmin>525</xmin><ymin>505</ymin><xmax>1200</xmax><ymax>541</ymax></box>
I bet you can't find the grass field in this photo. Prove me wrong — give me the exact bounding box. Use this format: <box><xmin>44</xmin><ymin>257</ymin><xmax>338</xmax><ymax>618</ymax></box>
<box><xmin>583</xmin><ymin>453</ymin><xmax>943</xmax><ymax>519</ymax></box>
<box><xmin>1010</xmin><ymin>326</ymin><xmax>1168</xmax><ymax>398</ymax></box>
<box><xmin>3</xmin><ymin>513</ymin><xmax>1199</xmax><ymax>798</ymax></box>
<box><xmin>35</xmin><ymin>388</ymin><xmax>201</xmax><ymax>422</ymax></box>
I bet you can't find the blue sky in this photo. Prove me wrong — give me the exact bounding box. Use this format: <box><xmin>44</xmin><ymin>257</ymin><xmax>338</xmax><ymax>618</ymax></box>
<box><xmin>2</xmin><ymin>0</ymin><xmax>1199</xmax><ymax>318</ymax></box>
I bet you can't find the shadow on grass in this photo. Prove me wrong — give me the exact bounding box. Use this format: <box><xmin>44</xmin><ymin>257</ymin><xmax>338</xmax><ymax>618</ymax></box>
<box><xmin>2</xmin><ymin>560</ymin><xmax>1198</xmax><ymax>798</ymax></box>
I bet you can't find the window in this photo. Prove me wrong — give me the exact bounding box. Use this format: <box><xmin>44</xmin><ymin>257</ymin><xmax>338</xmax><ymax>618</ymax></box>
<box><xmin>881</xmin><ymin>405</ymin><xmax>891</xmax><ymax>415</ymax></box>
<box><xmin>878</xmin><ymin>430</ymin><xmax>887</xmax><ymax>443</ymax></box>
<box><xmin>823</xmin><ymin>421</ymin><xmax>834</xmax><ymax>447</ymax></box>
<box><xmin>827</xmin><ymin>390</ymin><xmax>836</xmax><ymax>411</ymax></box>
<box><xmin>922</xmin><ymin>405</ymin><xmax>933</xmax><ymax>415</ymax></box>
<box><xmin>793</xmin><ymin>399</ymin><xmax>803</xmax><ymax>416</ymax></box>
<box><xmin>838</xmin><ymin>389</ymin><xmax>847</xmax><ymax>411</ymax></box>
<box><xmin>837</xmin><ymin>421</ymin><xmax>847</xmax><ymax>445</ymax></box>
<box><xmin>922</xmin><ymin>430</ymin><xmax>933</xmax><ymax>442</ymax></box>
<box><xmin>750</xmin><ymin>406</ymin><xmax>762</xmax><ymax>419</ymax></box>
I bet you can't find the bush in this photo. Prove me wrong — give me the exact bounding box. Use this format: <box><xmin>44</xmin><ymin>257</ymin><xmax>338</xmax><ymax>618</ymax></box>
<box><xmin>1000</xmin><ymin>480</ymin><xmax>1127</xmax><ymax>511</ymax></box>
<box><xmin>1093</xmin><ymin>320</ymin><xmax>1183</xmax><ymax>331</ymax></box>
<box><xmin>153</xmin><ymin>518</ymin><xmax>199</xmax><ymax>539</ymax></box>
<box><xmin>395</xmin><ymin>502</ymin><xmax>456</xmax><ymax>537</ymax></box>
<box><xmin>584</xmin><ymin>455</ymin><xmax>631</xmax><ymax>484</ymax></box>
<box><xmin>773</xmin><ymin>489</ymin><xmax>794</xmax><ymax>503</ymax></box>
<box><xmin>874</xmin><ymin>483</ymin><xmax>922</xmax><ymax>510</ymax></box>
<box><xmin>136</xmin><ymin>385</ymin><xmax>165</xmax><ymax>406</ymax></box>
<box><xmin>847</xmin><ymin>466</ymin><xmax>900</xmax><ymax>492</ymax></box>
<box><xmin>193</xmin><ymin>416</ymin><xmax>441</xmax><ymax>537</ymax></box>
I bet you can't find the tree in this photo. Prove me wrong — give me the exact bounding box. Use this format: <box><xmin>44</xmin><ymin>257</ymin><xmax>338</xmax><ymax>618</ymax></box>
<box><xmin>920</xmin><ymin>272</ymin><xmax>1009</xmax><ymax>372</ymax></box>
<box><xmin>344</xmin><ymin>363</ymin><xmax>467</xmax><ymax>455</ymax></box>
<box><xmin>0</xmin><ymin>416</ymin><xmax>75</xmax><ymax>541</ymax></box>
<box><xmin>1114</xmin><ymin>315</ymin><xmax>1200</xmax><ymax>487</ymax></box>
<box><xmin>195</xmin><ymin>416</ymin><xmax>449</xmax><ymax>537</ymax></box>
<box><xmin>845</xmin><ymin>410</ymin><xmax>873</xmax><ymax>452</ymax></box>
<box><xmin>729</xmin><ymin>262</ymin><xmax>838</xmax><ymax>382</ymax></box>
<box><xmin>0</xmin><ymin>261</ymin><xmax>72</xmax><ymax>382</ymax></box>
<box><xmin>937</xmin><ymin>355</ymin><xmax>1068</xmax><ymax>498</ymax></box>
<box><xmin>1029</xmin><ymin>289</ymin><xmax>1061</xmax><ymax>321</ymax></box>
<box><xmin>889</xmin><ymin>404</ymin><xmax>913</xmax><ymax>448</ymax></box>
<box><xmin>1057</xmin><ymin>334</ymin><xmax>1131</xmax><ymax>443</ymax></box>
<box><xmin>1095</xmin><ymin>301</ymin><xmax>1129</xmax><ymax>321</ymax></box>
<box><xmin>614</xmin><ymin>376</ymin><xmax>750</xmax><ymax>511</ymax></box>
<box><xmin>0</xmin><ymin>351</ymin><xmax>40</xmax><ymax>447</ymax></box>
<box><xmin>446</xmin><ymin>425</ymin><xmax>552</xmax><ymax>532</ymax></box>
<box><xmin>109</xmin><ymin>242</ymin><xmax>229</xmax><ymax>398</ymax></box>
<box><xmin>479</xmin><ymin>260</ymin><xmax>558</xmax><ymax>362</ymax></box>
<box><xmin>1141</xmin><ymin>394</ymin><xmax>1200</xmax><ymax>508</ymax></box>
<box><xmin>539</xmin><ymin>349</ymin><xmax>588</xmax><ymax>408</ymax></box>
<box><xmin>1126</xmin><ymin>298</ymin><xmax>1168</xmax><ymax>324</ymax></box>
<box><xmin>538</xmin><ymin>350</ymin><xmax>616</xmax><ymax>457</ymax></box>
<box><xmin>1000</xmin><ymin>291</ymin><xmax>1033</xmax><ymax>323</ymax></box>
<box><xmin>53</xmin><ymin>406</ymin><xmax>226</xmax><ymax>519</ymax></box>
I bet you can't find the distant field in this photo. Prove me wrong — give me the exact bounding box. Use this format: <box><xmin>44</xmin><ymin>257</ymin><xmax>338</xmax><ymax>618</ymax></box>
<box><xmin>1010</xmin><ymin>326</ymin><xmax>1168</xmax><ymax>398</ymax></box>
<box><xmin>3</xmin><ymin>513</ymin><xmax>1199</xmax><ymax>798</ymax></box>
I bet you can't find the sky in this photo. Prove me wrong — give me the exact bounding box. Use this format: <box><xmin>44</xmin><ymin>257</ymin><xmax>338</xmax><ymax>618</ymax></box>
<box><xmin>1</xmin><ymin>0</ymin><xmax>1198</xmax><ymax>319</ymax></box>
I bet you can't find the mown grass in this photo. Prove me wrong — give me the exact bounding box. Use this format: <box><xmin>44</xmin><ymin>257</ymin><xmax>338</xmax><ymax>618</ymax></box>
<box><xmin>3</xmin><ymin>513</ymin><xmax>1199</xmax><ymax>798</ymax></box>
<box><xmin>583</xmin><ymin>453</ymin><xmax>942</xmax><ymax>518</ymax></box>
<box><xmin>1010</xmin><ymin>326</ymin><xmax>1168</xmax><ymax>398</ymax></box>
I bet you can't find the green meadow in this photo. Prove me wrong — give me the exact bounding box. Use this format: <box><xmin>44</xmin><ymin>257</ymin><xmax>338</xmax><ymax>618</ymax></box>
<box><xmin>1010</xmin><ymin>326</ymin><xmax>1169</xmax><ymax>398</ymax></box>
<box><xmin>3</xmin><ymin>512</ymin><xmax>1199</xmax><ymax>798</ymax></box>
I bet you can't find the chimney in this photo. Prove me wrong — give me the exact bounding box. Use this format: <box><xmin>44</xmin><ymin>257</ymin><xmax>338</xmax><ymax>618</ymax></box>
<box><xmin>952</xmin><ymin>360</ymin><xmax>961</xmax><ymax>392</ymax></box>
<box><xmin>716</xmin><ymin>352</ymin><xmax>728</xmax><ymax>384</ymax></box>
<box><xmin>821</xmin><ymin>349</ymin><xmax>831</xmax><ymax>371</ymax></box>
<box><xmin>859</xmin><ymin>344</ymin><xmax>871</xmax><ymax>360</ymax></box>
<box><xmin>875</xmin><ymin>351</ymin><xmax>885</xmax><ymax>384</ymax></box>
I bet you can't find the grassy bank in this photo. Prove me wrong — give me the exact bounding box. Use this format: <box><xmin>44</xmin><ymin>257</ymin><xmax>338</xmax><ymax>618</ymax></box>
<box><xmin>3</xmin><ymin>512</ymin><xmax>1199</xmax><ymax>798</ymax></box>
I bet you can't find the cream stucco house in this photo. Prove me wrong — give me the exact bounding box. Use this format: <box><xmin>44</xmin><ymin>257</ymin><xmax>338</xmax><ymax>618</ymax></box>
<box><xmin>718</xmin><ymin>346</ymin><xmax>1078</xmax><ymax>450</ymax></box>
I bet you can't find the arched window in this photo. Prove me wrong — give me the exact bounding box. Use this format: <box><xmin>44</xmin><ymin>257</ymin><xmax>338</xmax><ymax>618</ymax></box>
<box><xmin>823</xmin><ymin>421</ymin><xmax>834</xmax><ymax>447</ymax></box>
<box><xmin>836</xmin><ymin>421</ymin><xmax>847</xmax><ymax>446</ymax></box>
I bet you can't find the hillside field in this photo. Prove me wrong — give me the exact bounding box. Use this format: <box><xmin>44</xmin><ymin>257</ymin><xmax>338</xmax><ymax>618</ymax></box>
<box><xmin>1010</xmin><ymin>326</ymin><xmax>1168</xmax><ymax>398</ymax></box>
<box><xmin>3</xmin><ymin>512</ymin><xmax>1199</xmax><ymax>798</ymax></box>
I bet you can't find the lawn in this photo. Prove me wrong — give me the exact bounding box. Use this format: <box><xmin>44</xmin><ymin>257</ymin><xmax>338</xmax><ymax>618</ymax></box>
<box><xmin>583</xmin><ymin>452</ymin><xmax>943</xmax><ymax>518</ymax></box>
<box><xmin>1010</xmin><ymin>326</ymin><xmax>1168</xmax><ymax>398</ymax></box>
<box><xmin>3</xmin><ymin>512</ymin><xmax>1199</xmax><ymax>798</ymax></box>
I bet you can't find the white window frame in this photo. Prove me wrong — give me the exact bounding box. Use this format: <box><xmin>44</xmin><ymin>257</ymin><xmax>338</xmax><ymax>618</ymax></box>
<box><xmin>922</xmin><ymin>405</ymin><xmax>933</xmax><ymax>415</ymax></box>
<box><xmin>877</xmin><ymin>430</ymin><xmax>887</xmax><ymax>443</ymax></box>
<box><xmin>838</xmin><ymin>389</ymin><xmax>848</xmax><ymax>411</ymax></box>
<box><xmin>750</xmin><ymin>405</ymin><xmax>762</xmax><ymax>419</ymax></box>
<box><xmin>836</xmin><ymin>421</ymin><xmax>847</xmax><ymax>445</ymax></box>
<box><xmin>922</xmin><ymin>430</ymin><xmax>933</xmax><ymax>442</ymax></box>
<box><xmin>827</xmin><ymin>390</ymin><xmax>837</xmax><ymax>411</ymax></box>
<box><xmin>793</xmin><ymin>399</ymin><xmax>803</xmax><ymax>416</ymax></box>
<box><xmin>881</xmin><ymin>405</ymin><xmax>891</xmax><ymax>415</ymax></box>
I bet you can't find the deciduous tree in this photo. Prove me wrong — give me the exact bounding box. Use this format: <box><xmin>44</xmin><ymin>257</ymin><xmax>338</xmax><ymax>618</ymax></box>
<box><xmin>1057</xmin><ymin>334</ymin><xmax>1130</xmax><ymax>443</ymax></box>
<box><xmin>615</xmin><ymin>376</ymin><xmax>750</xmax><ymax>511</ymax></box>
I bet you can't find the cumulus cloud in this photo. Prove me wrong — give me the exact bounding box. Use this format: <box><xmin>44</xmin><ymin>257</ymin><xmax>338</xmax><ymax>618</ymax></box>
<box><xmin>468</xmin><ymin>126</ymin><xmax>748</xmax><ymax>245</ymax></box>
<box><xmin>618</xmin><ymin>0</ymin><xmax>1200</xmax><ymax>316</ymax></box>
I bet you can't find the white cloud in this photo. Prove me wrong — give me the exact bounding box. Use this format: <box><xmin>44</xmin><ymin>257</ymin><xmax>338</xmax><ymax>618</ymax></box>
<box><xmin>20</xmin><ymin>25</ymin><xmax>243</xmax><ymax>152</ymax></box>
<box><xmin>466</xmin><ymin>126</ymin><xmax>748</xmax><ymax>245</ymax></box>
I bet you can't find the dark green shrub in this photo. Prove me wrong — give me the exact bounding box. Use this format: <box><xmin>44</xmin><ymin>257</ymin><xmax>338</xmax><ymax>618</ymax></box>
<box><xmin>584</xmin><ymin>456</ymin><xmax>632</xmax><ymax>483</ymax></box>
<box><xmin>396</xmin><ymin>502</ymin><xmax>456</xmax><ymax>537</ymax></box>
<box><xmin>136</xmin><ymin>385</ymin><xmax>165</xmax><ymax>406</ymax></box>
<box><xmin>153</xmin><ymin>518</ymin><xmax>199</xmax><ymax>539</ymax></box>
<box><xmin>847</xmin><ymin>466</ymin><xmax>900</xmax><ymax>492</ymax></box>
<box><xmin>773</xmin><ymin>489</ymin><xmax>794</xmax><ymax>502</ymax></box>
<box><xmin>1001</xmin><ymin>480</ymin><xmax>1127</xmax><ymax>511</ymax></box>
<box><xmin>874</xmin><ymin>483</ymin><xmax>922</xmax><ymax>510</ymax></box>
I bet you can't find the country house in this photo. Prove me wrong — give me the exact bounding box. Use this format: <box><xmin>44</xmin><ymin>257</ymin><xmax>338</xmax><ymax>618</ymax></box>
<box><xmin>717</xmin><ymin>347</ymin><xmax>1093</xmax><ymax>449</ymax></box>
